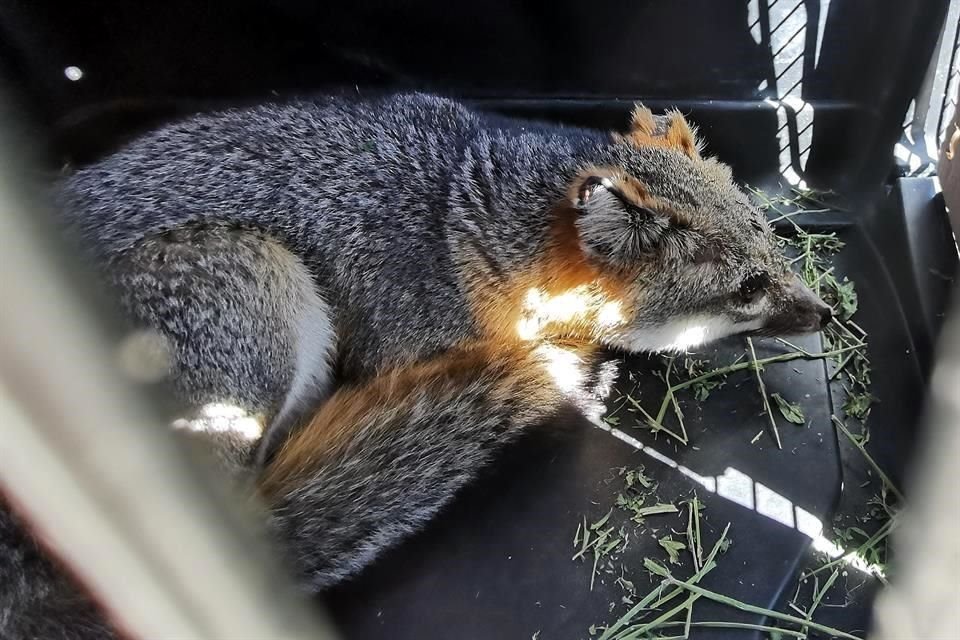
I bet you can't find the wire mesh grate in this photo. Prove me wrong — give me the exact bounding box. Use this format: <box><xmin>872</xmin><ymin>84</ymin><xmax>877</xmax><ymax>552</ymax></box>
<box><xmin>896</xmin><ymin>0</ymin><xmax>960</xmax><ymax>177</ymax></box>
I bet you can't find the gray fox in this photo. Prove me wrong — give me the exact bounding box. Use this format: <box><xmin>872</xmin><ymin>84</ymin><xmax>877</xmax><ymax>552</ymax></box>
<box><xmin>1</xmin><ymin>93</ymin><xmax>830</xmax><ymax>638</ymax></box>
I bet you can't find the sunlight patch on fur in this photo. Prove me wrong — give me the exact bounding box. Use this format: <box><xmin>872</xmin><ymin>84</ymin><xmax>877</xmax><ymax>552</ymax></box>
<box><xmin>172</xmin><ymin>402</ymin><xmax>263</xmax><ymax>441</ymax></box>
<box><xmin>616</xmin><ymin>314</ymin><xmax>764</xmax><ymax>353</ymax></box>
<box><xmin>516</xmin><ymin>286</ymin><xmax>625</xmax><ymax>341</ymax></box>
<box><xmin>596</xmin><ymin>299</ymin><xmax>625</xmax><ymax>329</ymax></box>
<box><xmin>669</xmin><ymin>325</ymin><xmax>708</xmax><ymax>351</ymax></box>
<box><xmin>535</xmin><ymin>344</ymin><xmax>585</xmax><ymax>394</ymax></box>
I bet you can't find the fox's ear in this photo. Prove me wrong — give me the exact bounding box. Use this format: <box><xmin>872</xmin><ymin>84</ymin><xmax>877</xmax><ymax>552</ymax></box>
<box><xmin>570</xmin><ymin>169</ymin><xmax>692</xmax><ymax>266</ymax></box>
<box><xmin>615</xmin><ymin>104</ymin><xmax>703</xmax><ymax>160</ymax></box>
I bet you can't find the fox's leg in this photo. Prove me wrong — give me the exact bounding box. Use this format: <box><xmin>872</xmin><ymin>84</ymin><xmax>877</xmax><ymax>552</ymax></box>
<box><xmin>107</xmin><ymin>224</ymin><xmax>336</xmax><ymax>464</ymax></box>
<box><xmin>258</xmin><ymin>340</ymin><xmax>601</xmax><ymax>590</ymax></box>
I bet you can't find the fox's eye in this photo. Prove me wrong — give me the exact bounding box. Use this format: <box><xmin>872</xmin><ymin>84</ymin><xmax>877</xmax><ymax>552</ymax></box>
<box><xmin>738</xmin><ymin>272</ymin><xmax>770</xmax><ymax>303</ymax></box>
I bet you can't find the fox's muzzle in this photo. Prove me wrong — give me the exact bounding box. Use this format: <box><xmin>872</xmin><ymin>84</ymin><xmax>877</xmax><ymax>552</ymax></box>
<box><xmin>763</xmin><ymin>274</ymin><xmax>833</xmax><ymax>335</ymax></box>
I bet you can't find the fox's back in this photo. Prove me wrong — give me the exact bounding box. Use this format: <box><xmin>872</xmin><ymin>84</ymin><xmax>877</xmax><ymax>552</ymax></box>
<box><xmin>57</xmin><ymin>94</ymin><xmax>483</xmax><ymax>261</ymax></box>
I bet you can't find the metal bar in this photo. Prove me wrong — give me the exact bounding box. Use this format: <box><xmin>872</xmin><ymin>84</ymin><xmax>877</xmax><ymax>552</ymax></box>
<box><xmin>870</xmin><ymin>283</ymin><xmax>960</xmax><ymax>639</ymax></box>
<box><xmin>935</xmin><ymin>16</ymin><xmax>960</xmax><ymax>142</ymax></box>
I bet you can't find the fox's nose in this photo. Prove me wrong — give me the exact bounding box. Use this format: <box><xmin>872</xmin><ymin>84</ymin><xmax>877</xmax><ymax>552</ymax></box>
<box><xmin>817</xmin><ymin>304</ymin><xmax>833</xmax><ymax>329</ymax></box>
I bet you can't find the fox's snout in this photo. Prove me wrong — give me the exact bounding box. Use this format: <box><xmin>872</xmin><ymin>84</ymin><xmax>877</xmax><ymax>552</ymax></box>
<box><xmin>765</xmin><ymin>274</ymin><xmax>833</xmax><ymax>335</ymax></box>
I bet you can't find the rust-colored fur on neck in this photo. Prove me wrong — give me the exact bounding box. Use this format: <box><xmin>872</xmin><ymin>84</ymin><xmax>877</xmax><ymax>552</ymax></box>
<box><xmin>464</xmin><ymin>194</ymin><xmax>634</xmax><ymax>346</ymax></box>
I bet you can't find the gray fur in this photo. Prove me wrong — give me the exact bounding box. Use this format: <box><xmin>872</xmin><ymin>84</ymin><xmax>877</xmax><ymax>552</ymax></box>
<box><xmin>576</xmin><ymin>179</ymin><xmax>677</xmax><ymax>263</ymax></box>
<box><xmin>1</xmin><ymin>93</ymin><xmax>831</xmax><ymax>637</ymax></box>
<box><xmin>107</xmin><ymin>225</ymin><xmax>336</xmax><ymax>419</ymax></box>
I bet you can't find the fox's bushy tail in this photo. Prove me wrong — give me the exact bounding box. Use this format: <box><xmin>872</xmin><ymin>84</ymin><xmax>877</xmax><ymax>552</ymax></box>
<box><xmin>259</xmin><ymin>340</ymin><xmax>593</xmax><ymax>589</ymax></box>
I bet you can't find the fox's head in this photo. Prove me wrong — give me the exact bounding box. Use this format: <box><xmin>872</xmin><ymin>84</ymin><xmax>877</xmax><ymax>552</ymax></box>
<box><xmin>527</xmin><ymin>105</ymin><xmax>831</xmax><ymax>353</ymax></box>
